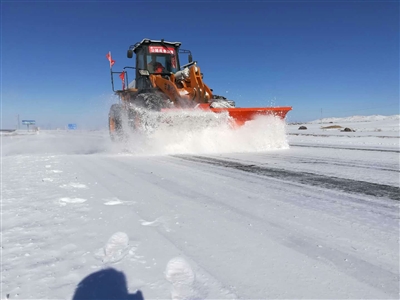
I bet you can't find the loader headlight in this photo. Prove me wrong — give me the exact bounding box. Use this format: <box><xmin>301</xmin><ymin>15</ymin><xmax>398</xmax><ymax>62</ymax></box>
<box><xmin>139</xmin><ymin>70</ymin><xmax>150</xmax><ymax>76</ymax></box>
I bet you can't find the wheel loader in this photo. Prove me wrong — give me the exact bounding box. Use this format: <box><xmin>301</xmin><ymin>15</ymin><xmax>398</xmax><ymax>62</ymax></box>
<box><xmin>107</xmin><ymin>38</ymin><xmax>291</xmax><ymax>141</ymax></box>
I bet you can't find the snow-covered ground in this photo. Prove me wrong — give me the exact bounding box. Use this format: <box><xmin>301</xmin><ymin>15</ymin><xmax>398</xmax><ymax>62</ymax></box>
<box><xmin>1</xmin><ymin>114</ymin><xmax>399</xmax><ymax>299</ymax></box>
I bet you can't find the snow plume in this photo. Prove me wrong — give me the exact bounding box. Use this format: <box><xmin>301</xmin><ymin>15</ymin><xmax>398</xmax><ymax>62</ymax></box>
<box><xmin>121</xmin><ymin>109</ymin><xmax>289</xmax><ymax>155</ymax></box>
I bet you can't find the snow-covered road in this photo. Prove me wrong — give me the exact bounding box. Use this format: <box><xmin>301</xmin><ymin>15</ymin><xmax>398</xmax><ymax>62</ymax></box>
<box><xmin>1</xmin><ymin>116</ymin><xmax>399</xmax><ymax>299</ymax></box>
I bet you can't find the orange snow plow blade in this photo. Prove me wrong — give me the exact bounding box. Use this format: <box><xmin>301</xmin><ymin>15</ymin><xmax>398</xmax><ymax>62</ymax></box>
<box><xmin>195</xmin><ymin>104</ymin><xmax>292</xmax><ymax>126</ymax></box>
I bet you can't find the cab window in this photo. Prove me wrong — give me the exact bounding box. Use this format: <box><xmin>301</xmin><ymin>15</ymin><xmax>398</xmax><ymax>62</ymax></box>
<box><xmin>146</xmin><ymin>55</ymin><xmax>178</xmax><ymax>74</ymax></box>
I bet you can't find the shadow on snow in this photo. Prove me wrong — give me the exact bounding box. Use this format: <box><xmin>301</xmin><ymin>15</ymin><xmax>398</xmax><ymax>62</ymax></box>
<box><xmin>72</xmin><ymin>268</ymin><xmax>144</xmax><ymax>300</ymax></box>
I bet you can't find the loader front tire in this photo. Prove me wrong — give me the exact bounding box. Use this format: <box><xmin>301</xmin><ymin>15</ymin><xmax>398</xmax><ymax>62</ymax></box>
<box><xmin>135</xmin><ymin>93</ymin><xmax>171</xmax><ymax>111</ymax></box>
<box><xmin>109</xmin><ymin>104</ymin><xmax>125</xmax><ymax>142</ymax></box>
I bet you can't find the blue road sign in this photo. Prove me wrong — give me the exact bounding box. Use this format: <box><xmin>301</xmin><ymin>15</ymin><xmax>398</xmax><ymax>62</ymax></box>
<box><xmin>22</xmin><ymin>120</ymin><xmax>35</xmax><ymax>125</ymax></box>
<box><xmin>68</xmin><ymin>124</ymin><xmax>77</xmax><ymax>130</ymax></box>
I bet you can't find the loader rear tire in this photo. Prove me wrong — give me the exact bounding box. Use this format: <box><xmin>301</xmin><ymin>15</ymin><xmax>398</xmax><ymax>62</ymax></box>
<box><xmin>109</xmin><ymin>104</ymin><xmax>125</xmax><ymax>142</ymax></box>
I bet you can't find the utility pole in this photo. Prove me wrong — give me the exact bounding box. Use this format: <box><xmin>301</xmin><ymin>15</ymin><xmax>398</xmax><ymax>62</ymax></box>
<box><xmin>320</xmin><ymin>108</ymin><xmax>323</xmax><ymax>124</ymax></box>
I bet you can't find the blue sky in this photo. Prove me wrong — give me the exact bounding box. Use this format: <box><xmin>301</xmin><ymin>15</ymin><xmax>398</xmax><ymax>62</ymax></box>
<box><xmin>2</xmin><ymin>0</ymin><xmax>399</xmax><ymax>129</ymax></box>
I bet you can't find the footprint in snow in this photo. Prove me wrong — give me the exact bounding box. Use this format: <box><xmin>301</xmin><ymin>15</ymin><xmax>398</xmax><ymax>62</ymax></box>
<box><xmin>94</xmin><ymin>232</ymin><xmax>135</xmax><ymax>264</ymax></box>
<box><xmin>166</xmin><ymin>257</ymin><xmax>207</xmax><ymax>300</ymax></box>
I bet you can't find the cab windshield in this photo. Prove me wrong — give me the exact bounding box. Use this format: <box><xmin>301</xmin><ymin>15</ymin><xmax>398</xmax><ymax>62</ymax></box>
<box><xmin>147</xmin><ymin>45</ymin><xmax>178</xmax><ymax>74</ymax></box>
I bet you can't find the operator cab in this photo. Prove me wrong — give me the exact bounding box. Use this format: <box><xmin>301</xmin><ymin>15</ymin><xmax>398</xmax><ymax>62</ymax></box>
<box><xmin>127</xmin><ymin>39</ymin><xmax>182</xmax><ymax>89</ymax></box>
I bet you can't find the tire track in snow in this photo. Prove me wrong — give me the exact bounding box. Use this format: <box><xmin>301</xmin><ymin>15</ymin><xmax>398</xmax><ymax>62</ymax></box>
<box><xmin>290</xmin><ymin>143</ymin><xmax>400</xmax><ymax>153</ymax></box>
<box><xmin>176</xmin><ymin>156</ymin><xmax>400</xmax><ymax>201</ymax></box>
<box><xmin>223</xmin><ymin>152</ymin><xmax>398</xmax><ymax>173</ymax></box>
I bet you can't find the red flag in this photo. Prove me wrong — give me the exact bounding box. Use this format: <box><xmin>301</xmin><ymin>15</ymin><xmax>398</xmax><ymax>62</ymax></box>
<box><xmin>119</xmin><ymin>71</ymin><xmax>125</xmax><ymax>89</ymax></box>
<box><xmin>106</xmin><ymin>52</ymin><xmax>115</xmax><ymax>68</ymax></box>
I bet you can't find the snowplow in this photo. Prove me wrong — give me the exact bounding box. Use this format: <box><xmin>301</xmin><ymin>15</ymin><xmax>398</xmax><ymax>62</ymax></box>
<box><xmin>107</xmin><ymin>38</ymin><xmax>291</xmax><ymax>140</ymax></box>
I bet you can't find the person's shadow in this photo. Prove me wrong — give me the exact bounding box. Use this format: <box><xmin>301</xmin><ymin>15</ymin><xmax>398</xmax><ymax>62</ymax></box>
<box><xmin>72</xmin><ymin>268</ymin><xmax>144</xmax><ymax>300</ymax></box>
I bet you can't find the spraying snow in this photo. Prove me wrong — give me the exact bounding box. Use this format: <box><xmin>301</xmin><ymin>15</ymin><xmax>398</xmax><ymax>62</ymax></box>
<box><xmin>120</xmin><ymin>109</ymin><xmax>289</xmax><ymax>156</ymax></box>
